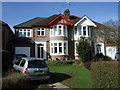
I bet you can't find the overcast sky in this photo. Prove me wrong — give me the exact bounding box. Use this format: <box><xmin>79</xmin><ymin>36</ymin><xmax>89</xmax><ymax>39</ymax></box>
<box><xmin>2</xmin><ymin>2</ymin><xmax>118</xmax><ymax>32</ymax></box>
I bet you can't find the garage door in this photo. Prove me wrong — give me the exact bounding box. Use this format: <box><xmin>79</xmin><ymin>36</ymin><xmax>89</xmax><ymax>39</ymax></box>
<box><xmin>106</xmin><ymin>46</ymin><xmax>117</xmax><ymax>59</ymax></box>
<box><xmin>15</xmin><ymin>47</ymin><xmax>30</xmax><ymax>57</ymax></box>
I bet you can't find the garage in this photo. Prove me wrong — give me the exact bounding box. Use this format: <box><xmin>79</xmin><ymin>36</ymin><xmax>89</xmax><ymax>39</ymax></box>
<box><xmin>12</xmin><ymin>37</ymin><xmax>35</xmax><ymax>57</ymax></box>
<box><xmin>106</xmin><ymin>46</ymin><xmax>117</xmax><ymax>59</ymax></box>
<box><xmin>15</xmin><ymin>47</ymin><xmax>30</xmax><ymax>57</ymax></box>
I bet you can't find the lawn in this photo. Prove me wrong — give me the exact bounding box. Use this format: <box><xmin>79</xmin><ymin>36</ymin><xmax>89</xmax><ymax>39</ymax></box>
<box><xmin>48</xmin><ymin>63</ymin><xmax>92</xmax><ymax>88</ymax></box>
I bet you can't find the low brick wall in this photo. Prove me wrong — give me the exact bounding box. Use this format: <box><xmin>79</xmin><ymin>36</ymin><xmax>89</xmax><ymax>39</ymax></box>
<box><xmin>50</xmin><ymin>55</ymin><xmax>68</xmax><ymax>60</ymax></box>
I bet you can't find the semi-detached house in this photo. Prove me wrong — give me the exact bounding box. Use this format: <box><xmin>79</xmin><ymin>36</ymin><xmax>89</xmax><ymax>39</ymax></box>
<box><xmin>13</xmin><ymin>9</ymin><xmax>114</xmax><ymax>60</ymax></box>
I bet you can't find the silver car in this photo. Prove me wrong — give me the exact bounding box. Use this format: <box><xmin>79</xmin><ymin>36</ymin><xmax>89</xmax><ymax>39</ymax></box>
<box><xmin>13</xmin><ymin>57</ymin><xmax>50</xmax><ymax>80</ymax></box>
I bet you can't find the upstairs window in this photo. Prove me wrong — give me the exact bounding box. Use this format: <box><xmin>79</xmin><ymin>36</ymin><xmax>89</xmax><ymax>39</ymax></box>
<box><xmin>19</xmin><ymin>29</ymin><xmax>31</xmax><ymax>37</ymax></box>
<box><xmin>50</xmin><ymin>25</ymin><xmax>67</xmax><ymax>37</ymax></box>
<box><xmin>37</xmin><ymin>28</ymin><xmax>45</xmax><ymax>36</ymax></box>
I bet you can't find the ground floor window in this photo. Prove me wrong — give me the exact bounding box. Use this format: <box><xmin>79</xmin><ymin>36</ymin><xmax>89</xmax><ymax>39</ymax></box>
<box><xmin>50</xmin><ymin>41</ymin><xmax>68</xmax><ymax>55</ymax></box>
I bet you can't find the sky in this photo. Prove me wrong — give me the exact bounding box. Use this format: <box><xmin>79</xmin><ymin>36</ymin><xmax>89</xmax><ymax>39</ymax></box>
<box><xmin>2</xmin><ymin>2</ymin><xmax>118</xmax><ymax>32</ymax></box>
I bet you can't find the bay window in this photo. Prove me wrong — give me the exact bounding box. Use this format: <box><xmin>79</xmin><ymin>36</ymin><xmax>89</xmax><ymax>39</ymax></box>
<box><xmin>37</xmin><ymin>28</ymin><xmax>45</xmax><ymax>36</ymax></box>
<box><xmin>50</xmin><ymin>25</ymin><xmax>67</xmax><ymax>37</ymax></box>
<box><xmin>19</xmin><ymin>29</ymin><xmax>31</xmax><ymax>37</ymax></box>
<box><xmin>74</xmin><ymin>26</ymin><xmax>91</xmax><ymax>37</ymax></box>
<box><xmin>50</xmin><ymin>41</ymin><xmax>68</xmax><ymax>55</ymax></box>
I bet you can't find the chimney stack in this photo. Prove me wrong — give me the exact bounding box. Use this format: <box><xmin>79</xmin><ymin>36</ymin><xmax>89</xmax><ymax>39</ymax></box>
<box><xmin>64</xmin><ymin>9</ymin><xmax>70</xmax><ymax>20</ymax></box>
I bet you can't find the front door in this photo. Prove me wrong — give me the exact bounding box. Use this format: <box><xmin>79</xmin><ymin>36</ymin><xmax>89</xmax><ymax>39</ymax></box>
<box><xmin>37</xmin><ymin>44</ymin><xmax>45</xmax><ymax>59</ymax></box>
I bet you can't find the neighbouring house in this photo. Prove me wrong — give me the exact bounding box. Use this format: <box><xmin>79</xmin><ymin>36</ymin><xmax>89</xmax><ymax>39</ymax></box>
<box><xmin>1</xmin><ymin>20</ymin><xmax>15</xmax><ymax>51</ymax></box>
<box><xmin>1</xmin><ymin>20</ymin><xmax>15</xmax><ymax>71</ymax></box>
<box><xmin>13</xmin><ymin>9</ymin><xmax>118</xmax><ymax>60</ymax></box>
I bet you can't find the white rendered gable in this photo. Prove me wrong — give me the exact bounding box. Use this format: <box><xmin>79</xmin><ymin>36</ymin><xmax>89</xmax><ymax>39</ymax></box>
<box><xmin>74</xmin><ymin>16</ymin><xmax>97</xmax><ymax>27</ymax></box>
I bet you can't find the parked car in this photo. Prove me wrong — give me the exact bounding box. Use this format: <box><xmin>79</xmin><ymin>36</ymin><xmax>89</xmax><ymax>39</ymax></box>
<box><xmin>13</xmin><ymin>57</ymin><xmax>50</xmax><ymax>80</ymax></box>
<box><xmin>13</xmin><ymin>54</ymin><xmax>27</xmax><ymax>64</ymax></box>
<box><xmin>115</xmin><ymin>52</ymin><xmax>120</xmax><ymax>61</ymax></box>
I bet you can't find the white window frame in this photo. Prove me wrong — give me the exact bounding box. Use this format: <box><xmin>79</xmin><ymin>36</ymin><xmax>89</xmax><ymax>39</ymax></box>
<box><xmin>50</xmin><ymin>24</ymin><xmax>68</xmax><ymax>37</ymax></box>
<box><xmin>37</xmin><ymin>27</ymin><xmax>45</xmax><ymax>36</ymax></box>
<box><xmin>75</xmin><ymin>42</ymin><xmax>79</xmax><ymax>56</ymax></box>
<box><xmin>50</xmin><ymin>40</ymin><xmax>68</xmax><ymax>55</ymax></box>
<box><xmin>19</xmin><ymin>29</ymin><xmax>32</xmax><ymax>37</ymax></box>
<box><xmin>74</xmin><ymin>26</ymin><xmax>91</xmax><ymax>37</ymax></box>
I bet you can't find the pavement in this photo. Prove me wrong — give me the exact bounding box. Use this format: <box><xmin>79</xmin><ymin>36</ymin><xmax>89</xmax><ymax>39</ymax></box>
<box><xmin>37</xmin><ymin>82</ymin><xmax>73</xmax><ymax>90</ymax></box>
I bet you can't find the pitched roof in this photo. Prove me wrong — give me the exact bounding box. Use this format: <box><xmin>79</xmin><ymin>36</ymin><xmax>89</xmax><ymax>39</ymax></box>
<box><xmin>13</xmin><ymin>14</ymin><xmax>105</xmax><ymax>28</ymax></box>
<box><xmin>32</xmin><ymin>15</ymin><xmax>58</xmax><ymax>27</ymax></box>
<box><xmin>69</xmin><ymin>15</ymin><xmax>81</xmax><ymax>24</ymax></box>
<box><xmin>13</xmin><ymin>17</ymin><xmax>46</xmax><ymax>28</ymax></box>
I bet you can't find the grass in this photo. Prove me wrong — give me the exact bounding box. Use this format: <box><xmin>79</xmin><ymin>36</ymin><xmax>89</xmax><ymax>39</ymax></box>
<box><xmin>48</xmin><ymin>64</ymin><xmax>92</xmax><ymax>88</ymax></box>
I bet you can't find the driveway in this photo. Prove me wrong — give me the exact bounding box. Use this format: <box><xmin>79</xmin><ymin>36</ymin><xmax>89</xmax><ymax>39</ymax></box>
<box><xmin>27</xmin><ymin>72</ymin><xmax>72</xmax><ymax>89</ymax></box>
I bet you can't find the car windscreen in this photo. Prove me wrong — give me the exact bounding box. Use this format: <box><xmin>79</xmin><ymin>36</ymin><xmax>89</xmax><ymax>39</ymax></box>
<box><xmin>28</xmin><ymin>60</ymin><xmax>47</xmax><ymax>68</ymax></box>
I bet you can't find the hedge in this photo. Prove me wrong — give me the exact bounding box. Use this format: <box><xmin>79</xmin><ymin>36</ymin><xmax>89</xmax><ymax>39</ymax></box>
<box><xmin>2</xmin><ymin>72</ymin><xmax>29</xmax><ymax>89</ymax></box>
<box><xmin>91</xmin><ymin>61</ymin><xmax>120</xmax><ymax>88</ymax></box>
<box><xmin>46</xmin><ymin>60</ymin><xmax>74</xmax><ymax>65</ymax></box>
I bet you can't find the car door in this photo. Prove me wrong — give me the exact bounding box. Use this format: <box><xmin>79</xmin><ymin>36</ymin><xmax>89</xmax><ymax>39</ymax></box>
<box><xmin>19</xmin><ymin>59</ymin><xmax>26</xmax><ymax>73</ymax></box>
<box><xmin>13</xmin><ymin>59</ymin><xmax>22</xmax><ymax>71</ymax></box>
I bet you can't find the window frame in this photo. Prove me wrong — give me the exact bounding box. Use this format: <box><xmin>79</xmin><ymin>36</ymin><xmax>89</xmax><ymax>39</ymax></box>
<box><xmin>50</xmin><ymin>41</ymin><xmax>68</xmax><ymax>55</ymax></box>
<box><xmin>50</xmin><ymin>25</ymin><xmax>67</xmax><ymax>37</ymax></box>
<box><xmin>37</xmin><ymin>27</ymin><xmax>45</xmax><ymax>36</ymax></box>
<box><xmin>19</xmin><ymin>29</ymin><xmax>32</xmax><ymax>37</ymax></box>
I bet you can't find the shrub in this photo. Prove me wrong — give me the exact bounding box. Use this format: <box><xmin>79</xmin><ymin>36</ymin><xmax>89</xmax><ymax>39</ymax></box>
<box><xmin>46</xmin><ymin>60</ymin><xmax>74</xmax><ymax>65</ymax></box>
<box><xmin>94</xmin><ymin>53</ymin><xmax>112</xmax><ymax>61</ymax></box>
<box><xmin>2</xmin><ymin>72</ymin><xmax>29</xmax><ymax>88</ymax></box>
<box><xmin>76</xmin><ymin>38</ymin><xmax>93</xmax><ymax>62</ymax></box>
<box><xmin>91</xmin><ymin>61</ymin><xmax>120</xmax><ymax>88</ymax></box>
<box><xmin>2</xmin><ymin>50</ymin><xmax>13</xmax><ymax>72</ymax></box>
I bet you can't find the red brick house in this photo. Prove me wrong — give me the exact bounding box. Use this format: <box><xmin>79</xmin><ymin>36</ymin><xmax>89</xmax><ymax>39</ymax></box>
<box><xmin>13</xmin><ymin>9</ymin><xmax>117</xmax><ymax>60</ymax></box>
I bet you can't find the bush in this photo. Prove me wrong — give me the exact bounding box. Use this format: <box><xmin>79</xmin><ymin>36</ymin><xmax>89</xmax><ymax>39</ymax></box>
<box><xmin>46</xmin><ymin>60</ymin><xmax>74</xmax><ymax>65</ymax></box>
<box><xmin>91</xmin><ymin>61</ymin><xmax>120</xmax><ymax>88</ymax></box>
<box><xmin>77</xmin><ymin>38</ymin><xmax>93</xmax><ymax>62</ymax></box>
<box><xmin>2</xmin><ymin>50</ymin><xmax>13</xmax><ymax>72</ymax></box>
<box><xmin>94</xmin><ymin>53</ymin><xmax>112</xmax><ymax>61</ymax></box>
<box><xmin>2</xmin><ymin>72</ymin><xmax>29</xmax><ymax>88</ymax></box>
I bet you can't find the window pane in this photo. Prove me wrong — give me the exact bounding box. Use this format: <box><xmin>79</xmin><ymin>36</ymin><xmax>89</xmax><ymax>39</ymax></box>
<box><xmin>20</xmin><ymin>60</ymin><xmax>26</xmax><ymax>67</ymax></box>
<box><xmin>23</xmin><ymin>32</ymin><xmax>26</xmax><ymax>37</ymax></box>
<box><xmin>54</xmin><ymin>43</ymin><xmax>57</xmax><ymax>46</ymax></box>
<box><xmin>88</xmin><ymin>27</ymin><xmax>90</xmax><ymax>36</ymax></box>
<box><xmin>27</xmin><ymin>32</ymin><xmax>30</xmax><ymax>37</ymax></box>
<box><xmin>37</xmin><ymin>31</ymin><xmax>40</xmax><ymax>35</ymax></box>
<box><xmin>42</xmin><ymin>28</ymin><xmax>44</xmax><ymax>30</ymax></box>
<box><xmin>58</xmin><ymin>29</ymin><xmax>62</xmax><ymax>35</ymax></box>
<box><xmin>59</xmin><ymin>43</ymin><xmax>62</xmax><ymax>46</ymax></box>
<box><xmin>79</xmin><ymin>27</ymin><xmax>81</xmax><ymax>35</ymax></box>
<box><xmin>59</xmin><ymin>26</ymin><xmax>61</xmax><ymax>28</ymax></box>
<box><xmin>51</xmin><ymin>47</ymin><xmax>53</xmax><ymax>53</ymax></box>
<box><xmin>83</xmin><ymin>27</ymin><xmax>86</xmax><ymax>35</ymax></box>
<box><xmin>55</xmin><ymin>47</ymin><xmax>57</xmax><ymax>53</ymax></box>
<box><xmin>64</xmin><ymin>43</ymin><xmax>66</xmax><ymax>54</ymax></box>
<box><xmin>51</xmin><ymin>43</ymin><xmax>53</xmax><ymax>46</ymax></box>
<box><xmin>59</xmin><ymin>47</ymin><xmax>62</xmax><ymax>53</ymax></box>
<box><xmin>41</xmin><ymin>31</ymin><xmax>44</xmax><ymax>35</ymax></box>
